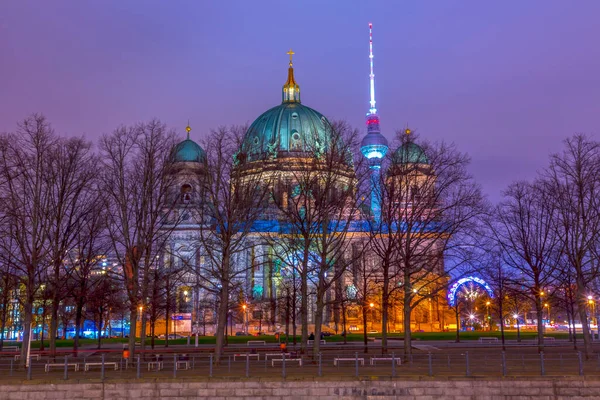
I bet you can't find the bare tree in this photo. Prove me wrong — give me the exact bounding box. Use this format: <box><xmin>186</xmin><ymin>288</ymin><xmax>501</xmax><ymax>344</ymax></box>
<box><xmin>382</xmin><ymin>131</ymin><xmax>484</xmax><ymax>358</ymax></box>
<box><xmin>544</xmin><ymin>135</ymin><xmax>600</xmax><ymax>359</ymax></box>
<box><xmin>44</xmin><ymin>136</ymin><xmax>97</xmax><ymax>356</ymax></box>
<box><xmin>99</xmin><ymin>120</ymin><xmax>177</xmax><ymax>359</ymax></box>
<box><xmin>194</xmin><ymin>126</ymin><xmax>271</xmax><ymax>363</ymax></box>
<box><xmin>0</xmin><ymin>115</ymin><xmax>56</xmax><ymax>366</ymax></box>
<box><xmin>352</xmin><ymin>252</ymin><xmax>379</xmax><ymax>353</ymax></box>
<box><xmin>67</xmin><ymin>197</ymin><xmax>110</xmax><ymax>354</ymax></box>
<box><xmin>489</xmin><ymin>180</ymin><xmax>562</xmax><ymax>352</ymax></box>
<box><xmin>0</xmin><ymin>239</ymin><xmax>18</xmax><ymax>351</ymax></box>
<box><xmin>86</xmin><ymin>272</ymin><xmax>121</xmax><ymax>349</ymax></box>
<box><xmin>267</xmin><ymin>121</ymin><xmax>367</xmax><ymax>357</ymax></box>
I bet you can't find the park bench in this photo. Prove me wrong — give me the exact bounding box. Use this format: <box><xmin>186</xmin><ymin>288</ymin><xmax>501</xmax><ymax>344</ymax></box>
<box><xmin>176</xmin><ymin>360</ymin><xmax>189</xmax><ymax>370</ymax></box>
<box><xmin>334</xmin><ymin>357</ymin><xmax>364</xmax><ymax>366</ymax></box>
<box><xmin>265</xmin><ymin>353</ymin><xmax>291</xmax><ymax>360</ymax></box>
<box><xmin>247</xmin><ymin>340</ymin><xmax>266</xmax><ymax>346</ymax></box>
<box><xmin>84</xmin><ymin>362</ymin><xmax>118</xmax><ymax>371</ymax></box>
<box><xmin>370</xmin><ymin>357</ymin><xmax>401</xmax><ymax>365</ymax></box>
<box><xmin>271</xmin><ymin>358</ymin><xmax>302</xmax><ymax>366</ymax></box>
<box><xmin>122</xmin><ymin>342</ymin><xmax>141</xmax><ymax>349</ymax></box>
<box><xmin>543</xmin><ymin>337</ymin><xmax>555</xmax><ymax>341</ymax></box>
<box><xmin>478</xmin><ymin>337</ymin><xmax>499</xmax><ymax>342</ymax></box>
<box><xmin>234</xmin><ymin>353</ymin><xmax>260</xmax><ymax>361</ymax></box>
<box><xmin>147</xmin><ymin>361</ymin><xmax>163</xmax><ymax>371</ymax></box>
<box><xmin>307</xmin><ymin>339</ymin><xmax>326</xmax><ymax>345</ymax></box>
<box><xmin>45</xmin><ymin>363</ymin><xmax>79</xmax><ymax>372</ymax></box>
<box><xmin>14</xmin><ymin>354</ymin><xmax>40</xmax><ymax>361</ymax></box>
<box><xmin>2</xmin><ymin>346</ymin><xmax>19</xmax><ymax>352</ymax></box>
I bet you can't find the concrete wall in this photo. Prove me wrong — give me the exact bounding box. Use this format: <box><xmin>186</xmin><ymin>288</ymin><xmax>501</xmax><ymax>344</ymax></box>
<box><xmin>1</xmin><ymin>378</ymin><xmax>599</xmax><ymax>399</ymax></box>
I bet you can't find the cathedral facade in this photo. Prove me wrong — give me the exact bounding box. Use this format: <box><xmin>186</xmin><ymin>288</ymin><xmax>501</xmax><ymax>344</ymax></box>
<box><xmin>158</xmin><ymin>54</ymin><xmax>448</xmax><ymax>337</ymax></box>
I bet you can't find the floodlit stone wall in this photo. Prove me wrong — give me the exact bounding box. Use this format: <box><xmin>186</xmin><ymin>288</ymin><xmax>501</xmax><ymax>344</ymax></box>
<box><xmin>0</xmin><ymin>378</ymin><xmax>599</xmax><ymax>399</ymax></box>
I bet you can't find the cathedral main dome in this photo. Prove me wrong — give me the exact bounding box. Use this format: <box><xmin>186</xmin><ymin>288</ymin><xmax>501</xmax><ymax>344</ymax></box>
<box><xmin>240</xmin><ymin>102</ymin><xmax>331</xmax><ymax>163</ymax></box>
<box><xmin>237</xmin><ymin>50</ymin><xmax>334</xmax><ymax>164</ymax></box>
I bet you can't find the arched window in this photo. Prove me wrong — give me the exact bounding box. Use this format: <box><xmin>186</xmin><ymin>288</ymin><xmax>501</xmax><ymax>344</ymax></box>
<box><xmin>181</xmin><ymin>184</ymin><xmax>192</xmax><ymax>204</ymax></box>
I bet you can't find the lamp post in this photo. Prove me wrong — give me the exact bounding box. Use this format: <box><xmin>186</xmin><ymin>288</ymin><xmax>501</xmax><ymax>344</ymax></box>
<box><xmin>469</xmin><ymin>314</ymin><xmax>475</xmax><ymax>331</ymax></box>
<box><xmin>138</xmin><ymin>305</ymin><xmax>143</xmax><ymax>340</ymax></box>
<box><xmin>369</xmin><ymin>303</ymin><xmax>375</xmax><ymax>331</ymax></box>
<box><xmin>242</xmin><ymin>304</ymin><xmax>247</xmax><ymax>335</ymax></box>
<box><xmin>513</xmin><ymin>314</ymin><xmax>521</xmax><ymax>342</ymax></box>
<box><xmin>587</xmin><ymin>296</ymin><xmax>595</xmax><ymax>339</ymax></box>
<box><xmin>485</xmin><ymin>301</ymin><xmax>491</xmax><ymax>331</ymax></box>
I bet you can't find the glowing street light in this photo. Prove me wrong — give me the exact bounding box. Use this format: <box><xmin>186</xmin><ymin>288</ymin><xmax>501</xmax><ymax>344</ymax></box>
<box><xmin>242</xmin><ymin>304</ymin><xmax>248</xmax><ymax>334</ymax></box>
<box><xmin>485</xmin><ymin>301</ymin><xmax>491</xmax><ymax>331</ymax></box>
<box><xmin>513</xmin><ymin>313</ymin><xmax>521</xmax><ymax>342</ymax></box>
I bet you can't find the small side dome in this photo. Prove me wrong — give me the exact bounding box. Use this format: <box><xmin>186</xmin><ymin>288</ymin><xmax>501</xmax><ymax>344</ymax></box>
<box><xmin>172</xmin><ymin>139</ymin><xmax>206</xmax><ymax>163</ymax></box>
<box><xmin>393</xmin><ymin>142</ymin><xmax>429</xmax><ymax>164</ymax></box>
<box><xmin>172</xmin><ymin>124</ymin><xmax>206</xmax><ymax>164</ymax></box>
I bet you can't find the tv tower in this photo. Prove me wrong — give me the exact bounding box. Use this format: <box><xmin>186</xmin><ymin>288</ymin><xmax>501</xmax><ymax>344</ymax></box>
<box><xmin>360</xmin><ymin>23</ymin><xmax>389</xmax><ymax>222</ymax></box>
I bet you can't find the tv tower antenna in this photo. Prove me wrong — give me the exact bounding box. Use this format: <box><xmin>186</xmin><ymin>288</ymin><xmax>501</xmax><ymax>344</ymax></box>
<box><xmin>368</xmin><ymin>22</ymin><xmax>376</xmax><ymax>114</ymax></box>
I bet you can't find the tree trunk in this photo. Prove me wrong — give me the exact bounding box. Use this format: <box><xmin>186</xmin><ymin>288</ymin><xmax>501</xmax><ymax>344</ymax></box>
<box><xmin>535</xmin><ymin>299</ymin><xmax>544</xmax><ymax>353</ymax></box>
<box><xmin>150</xmin><ymin>322</ymin><xmax>155</xmax><ymax>349</ymax></box>
<box><xmin>165</xmin><ymin>286</ymin><xmax>170</xmax><ymax>348</ymax></box>
<box><xmin>362</xmin><ymin>303</ymin><xmax>368</xmax><ymax>353</ymax></box>
<box><xmin>292</xmin><ymin>281</ymin><xmax>297</xmax><ymax>346</ymax></box>
<box><xmin>128</xmin><ymin>304</ymin><xmax>138</xmax><ymax>361</ymax></box>
<box><xmin>455</xmin><ymin>305</ymin><xmax>460</xmax><ymax>343</ymax></box>
<box><xmin>576</xmin><ymin>278</ymin><xmax>594</xmax><ymax>359</ymax></box>
<box><xmin>285</xmin><ymin>288</ymin><xmax>290</xmax><ymax>344</ymax></box>
<box><xmin>49</xmin><ymin>303</ymin><xmax>59</xmax><ymax>356</ymax></box>
<box><xmin>39</xmin><ymin>306</ymin><xmax>47</xmax><ymax>351</ymax></box>
<box><xmin>341</xmin><ymin>300</ymin><xmax>348</xmax><ymax>345</ymax></box>
<box><xmin>19</xmin><ymin>300</ymin><xmax>34</xmax><ymax>368</ymax></box>
<box><xmin>0</xmin><ymin>290</ymin><xmax>8</xmax><ymax>351</ymax></box>
<box><xmin>214</xmin><ymin>285</ymin><xmax>229</xmax><ymax>364</ymax></box>
<box><xmin>403</xmin><ymin>294</ymin><xmax>412</xmax><ymax>359</ymax></box>
<box><xmin>313</xmin><ymin>294</ymin><xmax>325</xmax><ymax>359</ymax></box>
<box><xmin>381</xmin><ymin>270</ymin><xmax>389</xmax><ymax>354</ymax></box>
<box><xmin>97</xmin><ymin>311</ymin><xmax>103</xmax><ymax>349</ymax></box>
<box><xmin>498</xmin><ymin>302</ymin><xmax>505</xmax><ymax>351</ymax></box>
<box><xmin>49</xmin><ymin>262</ymin><xmax>62</xmax><ymax>356</ymax></box>
<box><xmin>73</xmin><ymin>303</ymin><xmax>83</xmax><ymax>356</ymax></box>
<box><xmin>300</xmin><ymin>255</ymin><xmax>309</xmax><ymax>353</ymax></box>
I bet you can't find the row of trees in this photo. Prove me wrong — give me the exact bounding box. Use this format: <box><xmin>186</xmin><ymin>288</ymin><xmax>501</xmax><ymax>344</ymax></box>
<box><xmin>482</xmin><ymin>135</ymin><xmax>600</xmax><ymax>359</ymax></box>
<box><xmin>2</xmin><ymin>113</ymin><xmax>596</xmax><ymax>365</ymax></box>
<box><xmin>0</xmin><ymin>114</ymin><xmax>484</xmax><ymax>364</ymax></box>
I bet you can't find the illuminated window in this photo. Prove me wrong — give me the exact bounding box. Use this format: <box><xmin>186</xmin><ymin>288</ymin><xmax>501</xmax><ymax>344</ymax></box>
<box><xmin>181</xmin><ymin>184</ymin><xmax>192</xmax><ymax>204</ymax></box>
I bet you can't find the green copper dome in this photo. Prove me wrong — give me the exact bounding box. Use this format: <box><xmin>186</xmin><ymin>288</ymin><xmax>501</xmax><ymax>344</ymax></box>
<box><xmin>393</xmin><ymin>142</ymin><xmax>429</xmax><ymax>164</ymax></box>
<box><xmin>239</xmin><ymin>102</ymin><xmax>332</xmax><ymax>162</ymax></box>
<box><xmin>237</xmin><ymin>53</ymin><xmax>338</xmax><ymax>164</ymax></box>
<box><xmin>172</xmin><ymin>138</ymin><xmax>206</xmax><ymax>163</ymax></box>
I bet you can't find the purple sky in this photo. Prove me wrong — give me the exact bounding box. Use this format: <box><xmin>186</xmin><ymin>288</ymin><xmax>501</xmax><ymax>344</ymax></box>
<box><xmin>1</xmin><ymin>1</ymin><xmax>598</xmax><ymax>201</ymax></box>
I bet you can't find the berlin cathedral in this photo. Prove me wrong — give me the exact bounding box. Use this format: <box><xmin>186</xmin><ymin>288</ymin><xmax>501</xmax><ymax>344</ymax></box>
<box><xmin>157</xmin><ymin>48</ymin><xmax>447</xmax><ymax>337</ymax></box>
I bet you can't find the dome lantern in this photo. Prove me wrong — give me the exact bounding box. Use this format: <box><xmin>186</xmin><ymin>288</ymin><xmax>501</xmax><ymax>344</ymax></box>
<box><xmin>282</xmin><ymin>49</ymin><xmax>300</xmax><ymax>103</ymax></box>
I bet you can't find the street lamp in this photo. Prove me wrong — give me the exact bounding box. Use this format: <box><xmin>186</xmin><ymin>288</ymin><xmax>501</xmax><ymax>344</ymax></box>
<box><xmin>485</xmin><ymin>301</ymin><xmax>491</xmax><ymax>331</ymax></box>
<box><xmin>369</xmin><ymin>303</ymin><xmax>375</xmax><ymax>331</ymax></box>
<box><xmin>513</xmin><ymin>313</ymin><xmax>521</xmax><ymax>342</ymax></box>
<box><xmin>242</xmin><ymin>304</ymin><xmax>248</xmax><ymax>334</ymax></box>
<box><xmin>469</xmin><ymin>314</ymin><xmax>475</xmax><ymax>330</ymax></box>
<box><xmin>587</xmin><ymin>296</ymin><xmax>595</xmax><ymax>338</ymax></box>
